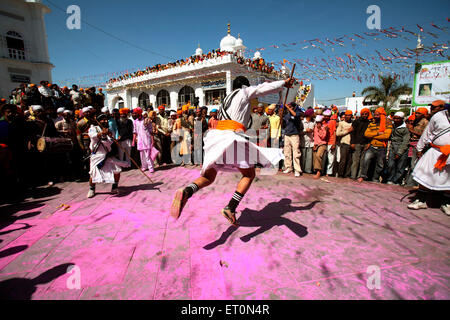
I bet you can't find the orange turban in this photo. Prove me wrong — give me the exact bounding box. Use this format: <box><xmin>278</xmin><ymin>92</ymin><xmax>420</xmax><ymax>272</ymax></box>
<box><xmin>177</xmin><ymin>110</ymin><xmax>182</xmax><ymax>115</ymax></box>
<box><xmin>345</xmin><ymin>110</ymin><xmax>353</xmax><ymax>115</ymax></box>
<box><xmin>119</xmin><ymin>108</ymin><xmax>130</xmax><ymax>115</ymax></box>
<box><xmin>182</xmin><ymin>104</ymin><xmax>189</xmax><ymax>112</ymax></box>
<box><xmin>375</xmin><ymin>107</ymin><xmax>387</xmax><ymax>132</ymax></box>
<box><xmin>361</xmin><ymin>108</ymin><xmax>373</xmax><ymax>120</ymax></box>
<box><xmin>416</xmin><ymin>107</ymin><xmax>428</xmax><ymax>115</ymax></box>
<box><xmin>430</xmin><ymin>100</ymin><xmax>445</xmax><ymax>107</ymax></box>
<box><xmin>408</xmin><ymin>113</ymin><xmax>416</xmax><ymax>121</ymax></box>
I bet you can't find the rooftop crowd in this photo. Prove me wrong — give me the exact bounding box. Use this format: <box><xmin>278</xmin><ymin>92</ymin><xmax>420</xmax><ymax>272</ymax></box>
<box><xmin>0</xmin><ymin>80</ymin><xmax>448</xmax><ymax>214</ymax></box>
<box><xmin>107</xmin><ymin>49</ymin><xmax>279</xmax><ymax>84</ymax></box>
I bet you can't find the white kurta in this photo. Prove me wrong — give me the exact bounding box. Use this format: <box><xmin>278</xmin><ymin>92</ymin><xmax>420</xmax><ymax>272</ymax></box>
<box><xmin>201</xmin><ymin>80</ymin><xmax>285</xmax><ymax>175</ymax></box>
<box><xmin>412</xmin><ymin>110</ymin><xmax>450</xmax><ymax>190</ymax></box>
<box><xmin>88</xmin><ymin>126</ymin><xmax>128</xmax><ymax>184</ymax></box>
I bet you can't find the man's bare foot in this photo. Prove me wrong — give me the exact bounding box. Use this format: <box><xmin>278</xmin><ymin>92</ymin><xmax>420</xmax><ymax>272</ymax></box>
<box><xmin>357</xmin><ymin>178</ymin><xmax>364</xmax><ymax>183</ymax></box>
<box><xmin>314</xmin><ymin>172</ymin><xmax>321</xmax><ymax>179</ymax></box>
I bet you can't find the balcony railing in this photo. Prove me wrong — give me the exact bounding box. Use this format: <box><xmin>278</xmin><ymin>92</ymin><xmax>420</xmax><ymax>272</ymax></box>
<box><xmin>8</xmin><ymin>48</ymin><xmax>25</xmax><ymax>60</ymax></box>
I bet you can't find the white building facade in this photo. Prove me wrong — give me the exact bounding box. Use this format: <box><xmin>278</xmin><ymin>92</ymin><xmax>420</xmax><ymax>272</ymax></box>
<box><xmin>106</xmin><ymin>26</ymin><xmax>304</xmax><ymax>111</ymax></box>
<box><xmin>0</xmin><ymin>0</ymin><xmax>53</xmax><ymax>98</ymax></box>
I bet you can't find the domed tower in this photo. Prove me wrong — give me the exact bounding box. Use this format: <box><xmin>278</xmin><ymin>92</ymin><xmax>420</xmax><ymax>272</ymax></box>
<box><xmin>252</xmin><ymin>51</ymin><xmax>262</xmax><ymax>60</ymax></box>
<box><xmin>234</xmin><ymin>34</ymin><xmax>246</xmax><ymax>58</ymax></box>
<box><xmin>195</xmin><ymin>43</ymin><xmax>203</xmax><ymax>56</ymax></box>
<box><xmin>220</xmin><ymin>22</ymin><xmax>237</xmax><ymax>52</ymax></box>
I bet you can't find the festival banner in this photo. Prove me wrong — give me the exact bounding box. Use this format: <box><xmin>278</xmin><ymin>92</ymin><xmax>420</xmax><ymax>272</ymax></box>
<box><xmin>412</xmin><ymin>60</ymin><xmax>450</xmax><ymax>106</ymax></box>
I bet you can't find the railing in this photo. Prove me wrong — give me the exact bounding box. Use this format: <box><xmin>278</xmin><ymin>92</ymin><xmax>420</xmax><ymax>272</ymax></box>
<box><xmin>8</xmin><ymin>48</ymin><xmax>25</xmax><ymax>60</ymax></box>
<box><xmin>107</xmin><ymin>55</ymin><xmax>236</xmax><ymax>89</ymax></box>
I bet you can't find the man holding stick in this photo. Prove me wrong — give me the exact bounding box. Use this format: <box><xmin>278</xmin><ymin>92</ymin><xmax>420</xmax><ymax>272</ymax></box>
<box><xmin>87</xmin><ymin>114</ymin><xmax>129</xmax><ymax>198</ymax></box>
<box><xmin>170</xmin><ymin>76</ymin><xmax>295</xmax><ymax>226</ymax></box>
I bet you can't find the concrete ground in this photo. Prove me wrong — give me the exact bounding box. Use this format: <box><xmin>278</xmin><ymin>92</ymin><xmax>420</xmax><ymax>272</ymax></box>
<box><xmin>0</xmin><ymin>166</ymin><xmax>449</xmax><ymax>300</ymax></box>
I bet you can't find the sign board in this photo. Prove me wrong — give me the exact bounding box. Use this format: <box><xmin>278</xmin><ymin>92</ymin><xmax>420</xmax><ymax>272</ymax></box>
<box><xmin>10</xmin><ymin>74</ymin><xmax>30</xmax><ymax>83</ymax></box>
<box><xmin>201</xmin><ymin>80</ymin><xmax>226</xmax><ymax>89</ymax></box>
<box><xmin>412</xmin><ymin>60</ymin><xmax>450</xmax><ymax>106</ymax></box>
<box><xmin>257</xmin><ymin>92</ymin><xmax>282</xmax><ymax>105</ymax></box>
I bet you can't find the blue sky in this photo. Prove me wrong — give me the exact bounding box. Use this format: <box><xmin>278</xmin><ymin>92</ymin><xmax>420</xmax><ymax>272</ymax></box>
<box><xmin>43</xmin><ymin>0</ymin><xmax>449</xmax><ymax>104</ymax></box>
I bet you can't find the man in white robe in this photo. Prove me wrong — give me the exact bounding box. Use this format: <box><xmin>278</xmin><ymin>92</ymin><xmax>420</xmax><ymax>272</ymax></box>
<box><xmin>408</xmin><ymin>101</ymin><xmax>450</xmax><ymax>215</ymax></box>
<box><xmin>170</xmin><ymin>76</ymin><xmax>294</xmax><ymax>225</ymax></box>
<box><xmin>87</xmin><ymin>114</ymin><xmax>128</xmax><ymax>198</ymax></box>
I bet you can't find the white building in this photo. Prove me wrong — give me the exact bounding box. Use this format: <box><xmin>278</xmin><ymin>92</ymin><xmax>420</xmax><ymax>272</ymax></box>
<box><xmin>345</xmin><ymin>94</ymin><xmax>413</xmax><ymax>114</ymax></box>
<box><xmin>106</xmin><ymin>24</ymin><xmax>306</xmax><ymax>111</ymax></box>
<box><xmin>0</xmin><ymin>0</ymin><xmax>53</xmax><ymax>98</ymax></box>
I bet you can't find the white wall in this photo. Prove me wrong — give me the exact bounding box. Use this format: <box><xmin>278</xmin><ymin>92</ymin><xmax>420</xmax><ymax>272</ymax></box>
<box><xmin>345</xmin><ymin>97</ymin><xmax>365</xmax><ymax>114</ymax></box>
<box><xmin>0</xmin><ymin>0</ymin><xmax>53</xmax><ymax>98</ymax></box>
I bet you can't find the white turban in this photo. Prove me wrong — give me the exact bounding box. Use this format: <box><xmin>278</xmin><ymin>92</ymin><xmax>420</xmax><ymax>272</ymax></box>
<box><xmin>394</xmin><ymin>111</ymin><xmax>405</xmax><ymax>118</ymax></box>
<box><xmin>63</xmin><ymin>109</ymin><xmax>72</xmax><ymax>114</ymax></box>
<box><xmin>82</xmin><ymin>107</ymin><xmax>90</xmax><ymax>113</ymax></box>
<box><xmin>101</xmin><ymin>107</ymin><xmax>109</xmax><ymax>113</ymax></box>
<box><xmin>323</xmin><ymin>109</ymin><xmax>332</xmax><ymax>116</ymax></box>
<box><xmin>87</xmin><ymin>106</ymin><xmax>94</xmax><ymax>111</ymax></box>
<box><xmin>31</xmin><ymin>105</ymin><xmax>43</xmax><ymax>111</ymax></box>
<box><xmin>57</xmin><ymin>107</ymin><xmax>65</xmax><ymax>113</ymax></box>
<box><xmin>315</xmin><ymin>115</ymin><xmax>324</xmax><ymax>122</ymax></box>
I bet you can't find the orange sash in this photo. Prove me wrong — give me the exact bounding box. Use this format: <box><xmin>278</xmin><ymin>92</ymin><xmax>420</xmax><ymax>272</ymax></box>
<box><xmin>430</xmin><ymin>143</ymin><xmax>450</xmax><ymax>171</ymax></box>
<box><xmin>216</xmin><ymin>120</ymin><xmax>246</xmax><ymax>132</ymax></box>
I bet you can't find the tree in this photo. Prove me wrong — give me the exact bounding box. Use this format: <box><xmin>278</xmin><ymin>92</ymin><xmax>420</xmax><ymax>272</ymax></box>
<box><xmin>361</xmin><ymin>75</ymin><xmax>412</xmax><ymax>109</ymax></box>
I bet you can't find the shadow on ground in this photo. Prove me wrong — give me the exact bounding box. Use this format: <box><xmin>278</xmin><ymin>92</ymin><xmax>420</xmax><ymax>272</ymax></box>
<box><xmin>203</xmin><ymin>199</ymin><xmax>317</xmax><ymax>250</ymax></box>
<box><xmin>115</xmin><ymin>182</ymin><xmax>164</xmax><ymax>197</ymax></box>
<box><xmin>0</xmin><ymin>263</ymin><xmax>74</xmax><ymax>300</ymax></box>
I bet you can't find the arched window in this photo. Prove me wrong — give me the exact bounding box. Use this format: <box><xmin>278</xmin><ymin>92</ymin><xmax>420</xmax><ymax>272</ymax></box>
<box><xmin>178</xmin><ymin>86</ymin><xmax>195</xmax><ymax>106</ymax></box>
<box><xmin>6</xmin><ymin>31</ymin><xmax>25</xmax><ymax>60</ymax></box>
<box><xmin>157</xmin><ymin>89</ymin><xmax>170</xmax><ymax>106</ymax></box>
<box><xmin>138</xmin><ymin>92</ymin><xmax>150</xmax><ymax>108</ymax></box>
<box><xmin>116</xmin><ymin>97</ymin><xmax>124</xmax><ymax>109</ymax></box>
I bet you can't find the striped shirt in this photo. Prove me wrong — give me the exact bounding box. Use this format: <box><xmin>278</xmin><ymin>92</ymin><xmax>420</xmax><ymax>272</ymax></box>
<box><xmin>364</xmin><ymin>119</ymin><xmax>393</xmax><ymax>148</ymax></box>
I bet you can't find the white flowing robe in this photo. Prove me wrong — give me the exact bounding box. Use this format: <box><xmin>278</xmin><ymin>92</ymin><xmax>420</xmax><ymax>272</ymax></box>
<box><xmin>412</xmin><ymin>110</ymin><xmax>450</xmax><ymax>190</ymax></box>
<box><xmin>89</xmin><ymin>125</ymin><xmax>128</xmax><ymax>184</ymax></box>
<box><xmin>201</xmin><ymin>80</ymin><xmax>286</xmax><ymax>175</ymax></box>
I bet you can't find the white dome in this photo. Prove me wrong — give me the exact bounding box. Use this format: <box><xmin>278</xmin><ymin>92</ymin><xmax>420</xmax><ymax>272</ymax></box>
<box><xmin>195</xmin><ymin>45</ymin><xmax>203</xmax><ymax>56</ymax></box>
<box><xmin>220</xmin><ymin>34</ymin><xmax>237</xmax><ymax>52</ymax></box>
<box><xmin>235</xmin><ymin>36</ymin><xmax>243</xmax><ymax>47</ymax></box>
<box><xmin>253</xmin><ymin>51</ymin><xmax>262</xmax><ymax>60</ymax></box>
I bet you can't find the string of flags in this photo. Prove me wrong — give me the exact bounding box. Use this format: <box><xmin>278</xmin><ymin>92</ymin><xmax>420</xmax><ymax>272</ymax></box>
<box><xmin>57</xmin><ymin>19</ymin><xmax>449</xmax><ymax>88</ymax></box>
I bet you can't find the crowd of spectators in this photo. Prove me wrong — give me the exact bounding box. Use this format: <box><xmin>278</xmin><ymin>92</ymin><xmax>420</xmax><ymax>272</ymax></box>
<box><xmin>107</xmin><ymin>49</ymin><xmax>280</xmax><ymax>85</ymax></box>
<box><xmin>1</xmin><ymin>79</ymin><xmax>447</xmax><ymax>205</ymax></box>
